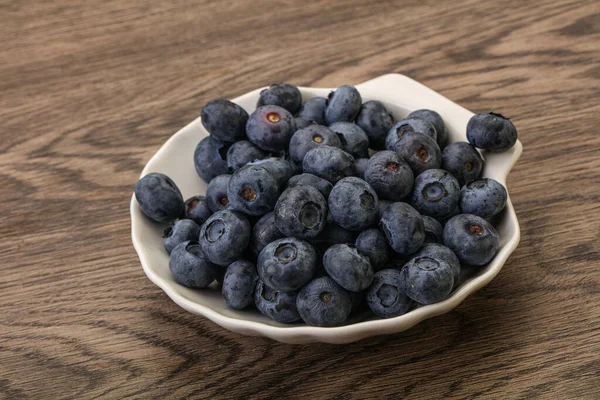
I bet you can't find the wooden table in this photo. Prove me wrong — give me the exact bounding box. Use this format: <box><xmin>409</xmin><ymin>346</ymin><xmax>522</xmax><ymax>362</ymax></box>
<box><xmin>2</xmin><ymin>0</ymin><xmax>599</xmax><ymax>398</ymax></box>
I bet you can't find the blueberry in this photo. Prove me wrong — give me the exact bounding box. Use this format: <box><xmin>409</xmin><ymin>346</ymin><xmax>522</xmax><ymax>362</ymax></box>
<box><xmin>226</xmin><ymin>140</ymin><xmax>268</xmax><ymax>172</ymax></box>
<box><xmin>460</xmin><ymin>178</ymin><xmax>507</xmax><ymax>219</ymax></box>
<box><xmin>222</xmin><ymin>260</ymin><xmax>259</xmax><ymax>310</ymax></box>
<box><xmin>324</xmin><ymin>85</ymin><xmax>362</xmax><ymax>125</ymax></box>
<box><xmin>377</xmin><ymin>199</ymin><xmax>392</xmax><ymax>220</ymax></box>
<box><xmin>227</xmin><ymin>165</ymin><xmax>279</xmax><ymax>216</ymax></box>
<box><xmin>354</xmin><ymin>158</ymin><xmax>369</xmax><ymax>179</ymax></box>
<box><xmin>365</xmin><ymin>269</ymin><xmax>413</xmax><ymax>318</ymax></box>
<box><xmin>258</xmin><ymin>237</ymin><xmax>318</xmax><ymax>291</ymax></box>
<box><xmin>379</xmin><ymin>202</ymin><xmax>425</xmax><ymax>255</ymax></box>
<box><xmin>135</xmin><ymin>173</ymin><xmax>184</xmax><ymax>223</ymax></box>
<box><xmin>298</xmin><ymin>96</ymin><xmax>327</xmax><ymax>125</ymax></box>
<box><xmin>422</xmin><ymin>216</ymin><xmax>443</xmax><ymax>244</ymax></box>
<box><xmin>386</xmin><ymin>117</ymin><xmax>437</xmax><ymax>147</ymax></box>
<box><xmin>250</xmin><ymin>212</ymin><xmax>285</xmax><ymax>255</ymax></box>
<box><xmin>183</xmin><ymin>195</ymin><xmax>213</xmax><ymax>226</ymax></box>
<box><xmin>387</xmin><ymin>131</ymin><xmax>442</xmax><ymax>176</ymax></box>
<box><xmin>199</xmin><ymin>209</ymin><xmax>251</xmax><ymax>266</ymax></box>
<box><xmin>289</xmin><ymin>125</ymin><xmax>342</xmax><ymax>164</ymax></box>
<box><xmin>467</xmin><ymin>112</ymin><xmax>517</xmax><ymax>152</ymax></box>
<box><xmin>328</xmin><ymin>177</ymin><xmax>379</xmax><ymax>231</ymax></box>
<box><xmin>254</xmin><ymin>279</ymin><xmax>301</xmax><ymax>323</ymax></box>
<box><xmin>201</xmin><ymin>99</ymin><xmax>248</xmax><ymax>143</ymax></box>
<box><xmin>257</xmin><ymin>83</ymin><xmax>302</xmax><ymax>114</ymax></box>
<box><xmin>442</xmin><ymin>142</ymin><xmax>484</xmax><ymax>186</ymax></box>
<box><xmin>194</xmin><ymin>136</ymin><xmax>230</xmax><ymax>183</ymax></box>
<box><xmin>246</xmin><ymin>105</ymin><xmax>295</xmax><ymax>152</ymax></box>
<box><xmin>364</xmin><ymin>150</ymin><xmax>414</xmax><ymax>201</ymax></box>
<box><xmin>414</xmin><ymin>243</ymin><xmax>460</xmax><ymax>284</ymax></box>
<box><xmin>355</xmin><ymin>100</ymin><xmax>394</xmax><ymax>149</ymax></box>
<box><xmin>443</xmin><ymin>214</ymin><xmax>500</xmax><ymax>266</ymax></box>
<box><xmin>401</xmin><ymin>256</ymin><xmax>454</xmax><ymax>304</ymax></box>
<box><xmin>328</xmin><ymin>122</ymin><xmax>369</xmax><ymax>158</ymax></box>
<box><xmin>296</xmin><ymin>276</ymin><xmax>352</xmax><ymax>326</ymax></box>
<box><xmin>323</xmin><ymin>244</ymin><xmax>374</xmax><ymax>292</ymax></box>
<box><xmin>302</xmin><ymin>145</ymin><xmax>355</xmax><ymax>184</ymax></box>
<box><xmin>274</xmin><ymin>185</ymin><xmax>328</xmax><ymax>239</ymax></box>
<box><xmin>169</xmin><ymin>241</ymin><xmax>217</xmax><ymax>288</ymax></box>
<box><xmin>206</xmin><ymin>174</ymin><xmax>231</xmax><ymax>213</ymax></box>
<box><xmin>163</xmin><ymin>219</ymin><xmax>201</xmax><ymax>254</ymax></box>
<box><xmin>287</xmin><ymin>173</ymin><xmax>333</xmax><ymax>199</ymax></box>
<box><xmin>411</xmin><ymin>169</ymin><xmax>460</xmax><ymax>219</ymax></box>
<box><xmin>247</xmin><ymin>157</ymin><xmax>294</xmax><ymax>188</ymax></box>
<box><xmin>409</xmin><ymin>109</ymin><xmax>447</xmax><ymax>149</ymax></box>
<box><xmin>356</xmin><ymin>228</ymin><xmax>389</xmax><ymax>270</ymax></box>
<box><xmin>293</xmin><ymin>117</ymin><xmax>314</xmax><ymax>131</ymax></box>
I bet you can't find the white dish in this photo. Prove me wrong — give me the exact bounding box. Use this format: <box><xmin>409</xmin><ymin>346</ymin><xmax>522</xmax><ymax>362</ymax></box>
<box><xmin>130</xmin><ymin>74</ymin><xmax>522</xmax><ymax>344</ymax></box>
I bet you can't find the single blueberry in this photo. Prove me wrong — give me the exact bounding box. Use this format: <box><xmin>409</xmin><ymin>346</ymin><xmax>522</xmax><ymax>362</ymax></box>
<box><xmin>258</xmin><ymin>237</ymin><xmax>318</xmax><ymax>291</ymax></box>
<box><xmin>296</xmin><ymin>276</ymin><xmax>352</xmax><ymax>327</ymax></box>
<box><xmin>328</xmin><ymin>121</ymin><xmax>370</xmax><ymax>158</ymax></box>
<box><xmin>365</xmin><ymin>150</ymin><xmax>414</xmax><ymax>201</ymax></box>
<box><xmin>199</xmin><ymin>209</ymin><xmax>251</xmax><ymax>266</ymax></box>
<box><xmin>246</xmin><ymin>157</ymin><xmax>294</xmax><ymax>188</ymax></box>
<box><xmin>460</xmin><ymin>178</ymin><xmax>508</xmax><ymax>219</ymax></box>
<box><xmin>257</xmin><ymin>83</ymin><xmax>303</xmax><ymax>114</ymax></box>
<box><xmin>409</xmin><ymin>109</ymin><xmax>448</xmax><ymax>149</ymax></box>
<box><xmin>226</xmin><ymin>140</ymin><xmax>268</xmax><ymax>172</ymax></box>
<box><xmin>298</xmin><ymin>96</ymin><xmax>327</xmax><ymax>125</ymax></box>
<box><xmin>365</xmin><ymin>269</ymin><xmax>413</xmax><ymax>318</ymax></box>
<box><xmin>274</xmin><ymin>185</ymin><xmax>328</xmax><ymax>239</ymax></box>
<box><xmin>254</xmin><ymin>279</ymin><xmax>301</xmax><ymax>323</ymax></box>
<box><xmin>183</xmin><ymin>195</ymin><xmax>213</xmax><ymax>226</ymax></box>
<box><xmin>414</xmin><ymin>243</ymin><xmax>461</xmax><ymax>285</ymax></box>
<box><xmin>302</xmin><ymin>145</ymin><xmax>355</xmax><ymax>184</ymax></box>
<box><xmin>379</xmin><ymin>202</ymin><xmax>425</xmax><ymax>255</ymax></box>
<box><xmin>411</xmin><ymin>169</ymin><xmax>460</xmax><ymax>219</ymax></box>
<box><xmin>355</xmin><ymin>100</ymin><xmax>394</xmax><ymax>150</ymax></box>
<box><xmin>246</xmin><ymin>105</ymin><xmax>295</xmax><ymax>152</ymax></box>
<box><xmin>328</xmin><ymin>177</ymin><xmax>379</xmax><ymax>231</ymax></box>
<box><xmin>356</xmin><ymin>228</ymin><xmax>390</xmax><ymax>271</ymax></box>
<box><xmin>323</xmin><ymin>244</ymin><xmax>374</xmax><ymax>292</ymax></box>
<box><xmin>135</xmin><ymin>173</ymin><xmax>184</xmax><ymax>223</ymax></box>
<box><xmin>386</xmin><ymin>117</ymin><xmax>437</xmax><ymax>148</ymax></box>
<box><xmin>289</xmin><ymin>125</ymin><xmax>342</xmax><ymax>164</ymax></box>
<box><xmin>206</xmin><ymin>174</ymin><xmax>231</xmax><ymax>213</ymax></box>
<box><xmin>467</xmin><ymin>112</ymin><xmax>517</xmax><ymax>152</ymax></box>
<box><xmin>443</xmin><ymin>214</ymin><xmax>500</xmax><ymax>266</ymax></box>
<box><xmin>401</xmin><ymin>256</ymin><xmax>454</xmax><ymax>305</ymax></box>
<box><xmin>422</xmin><ymin>216</ymin><xmax>443</xmax><ymax>244</ymax></box>
<box><xmin>293</xmin><ymin>117</ymin><xmax>314</xmax><ymax>131</ymax></box>
<box><xmin>442</xmin><ymin>142</ymin><xmax>484</xmax><ymax>186</ymax></box>
<box><xmin>164</xmin><ymin>219</ymin><xmax>201</xmax><ymax>254</ymax></box>
<box><xmin>169</xmin><ymin>241</ymin><xmax>217</xmax><ymax>288</ymax></box>
<box><xmin>201</xmin><ymin>99</ymin><xmax>248</xmax><ymax>143</ymax></box>
<box><xmin>287</xmin><ymin>173</ymin><xmax>333</xmax><ymax>199</ymax></box>
<box><xmin>387</xmin><ymin>131</ymin><xmax>442</xmax><ymax>176</ymax></box>
<box><xmin>222</xmin><ymin>260</ymin><xmax>259</xmax><ymax>310</ymax></box>
<box><xmin>354</xmin><ymin>158</ymin><xmax>369</xmax><ymax>179</ymax></box>
<box><xmin>227</xmin><ymin>165</ymin><xmax>280</xmax><ymax>216</ymax></box>
<box><xmin>250</xmin><ymin>212</ymin><xmax>285</xmax><ymax>256</ymax></box>
<box><xmin>194</xmin><ymin>136</ymin><xmax>230</xmax><ymax>183</ymax></box>
<box><xmin>324</xmin><ymin>85</ymin><xmax>362</xmax><ymax>125</ymax></box>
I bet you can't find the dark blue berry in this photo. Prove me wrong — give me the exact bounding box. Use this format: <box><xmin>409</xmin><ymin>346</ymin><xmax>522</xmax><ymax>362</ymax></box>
<box><xmin>422</xmin><ymin>216</ymin><xmax>443</xmax><ymax>244</ymax></box>
<box><xmin>184</xmin><ymin>195</ymin><xmax>213</xmax><ymax>226</ymax></box>
<box><xmin>302</xmin><ymin>145</ymin><xmax>355</xmax><ymax>184</ymax></box>
<box><xmin>414</xmin><ymin>243</ymin><xmax>460</xmax><ymax>285</ymax></box>
<box><xmin>297</xmin><ymin>276</ymin><xmax>352</xmax><ymax>326</ymax></box>
<box><xmin>355</xmin><ymin>100</ymin><xmax>394</xmax><ymax>149</ymax></box>
<box><xmin>411</xmin><ymin>169</ymin><xmax>460</xmax><ymax>219</ymax></box>
<box><xmin>386</xmin><ymin>117</ymin><xmax>437</xmax><ymax>148</ymax></box>
<box><xmin>222</xmin><ymin>260</ymin><xmax>259</xmax><ymax>310</ymax></box>
<box><xmin>250</xmin><ymin>212</ymin><xmax>285</xmax><ymax>256</ymax></box>
<box><xmin>164</xmin><ymin>219</ymin><xmax>201</xmax><ymax>254</ymax></box>
<box><xmin>206</xmin><ymin>174</ymin><xmax>231</xmax><ymax>213</ymax></box>
<box><xmin>387</xmin><ymin>131</ymin><xmax>442</xmax><ymax>176</ymax></box>
<box><xmin>226</xmin><ymin>140</ymin><xmax>268</xmax><ymax>172</ymax></box>
<box><xmin>199</xmin><ymin>209</ymin><xmax>251</xmax><ymax>266</ymax></box>
<box><xmin>328</xmin><ymin>177</ymin><xmax>379</xmax><ymax>231</ymax></box>
<box><xmin>354</xmin><ymin>158</ymin><xmax>369</xmax><ymax>179</ymax></box>
<box><xmin>227</xmin><ymin>165</ymin><xmax>280</xmax><ymax>216</ymax></box>
<box><xmin>356</xmin><ymin>228</ymin><xmax>389</xmax><ymax>271</ymax></box>
<box><xmin>328</xmin><ymin>122</ymin><xmax>370</xmax><ymax>158</ymax></box>
<box><xmin>169</xmin><ymin>241</ymin><xmax>217</xmax><ymax>288</ymax></box>
<box><xmin>324</xmin><ymin>85</ymin><xmax>362</xmax><ymax>125</ymax></box>
<box><xmin>194</xmin><ymin>136</ymin><xmax>230</xmax><ymax>183</ymax></box>
<box><xmin>298</xmin><ymin>96</ymin><xmax>327</xmax><ymax>125</ymax></box>
<box><xmin>258</xmin><ymin>237</ymin><xmax>318</xmax><ymax>291</ymax></box>
<box><xmin>135</xmin><ymin>173</ymin><xmax>184</xmax><ymax>223</ymax></box>
<box><xmin>409</xmin><ymin>109</ymin><xmax>447</xmax><ymax>149</ymax></box>
<box><xmin>442</xmin><ymin>142</ymin><xmax>484</xmax><ymax>186</ymax></box>
<box><xmin>377</xmin><ymin>199</ymin><xmax>392</xmax><ymax>220</ymax></box>
<box><xmin>289</xmin><ymin>125</ymin><xmax>341</xmax><ymax>164</ymax></box>
<box><xmin>254</xmin><ymin>279</ymin><xmax>300</xmax><ymax>323</ymax></box>
<box><xmin>286</xmin><ymin>173</ymin><xmax>333</xmax><ymax>199</ymax></box>
<box><xmin>201</xmin><ymin>99</ymin><xmax>248</xmax><ymax>143</ymax></box>
<box><xmin>247</xmin><ymin>157</ymin><xmax>294</xmax><ymax>188</ymax></box>
<box><xmin>323</xmin><ymin>244</ymin><xmax>374</xmax><ymax>292</ymax></box>
<box><xmin>460</xmin><ymin>178</ymin><xmax>507</xmax><ymax>219</ymax></box>
<box><xmin>443</xmin><ymin>214</ymin><xmax>499</xmax><ymax>266</ymax></box>
<box><xmin>293</xmin><ymin>117</ymin><xmax>314</xmax><ymax>131</ymax></box>
<box><xmin>467</xmin><ymin>112</ymin><xmax>517</xmax><ymax>152</ymax></box>
<box><xmin>364</xmin><ymin>150</ymin><xmax>414</xmax><ymax>201</ymax></box>
<box><xmin>401</xmin><ymin>256</ymin><xmax>454</xmax><ymax>304</ymax></box>
<box><xmin>257</xmin><ymin>83</ymin><xmax>302</xmax><ymax>114</ymax></box>
<box><xmin>365</xmin><ymin>269</ymin><xmax>413</xmax><ymax>318</ymax></box>
<box><xmin>274</xmin><ymin>185</ymin><xmax>328</xmax><ymax>239</ymax></box>
<box><xmin>379</xmin><ymin>202</ymin><xmax>425</xmax><ymax>255</ymax></box>
<box><xmin>246</xmin><ymin>105</ymin><xmax>295</xmax><ymax>152</ymax></box>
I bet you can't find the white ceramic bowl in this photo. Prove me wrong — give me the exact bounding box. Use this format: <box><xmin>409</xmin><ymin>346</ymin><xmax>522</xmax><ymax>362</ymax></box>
<box><xmin>130</xmin><ymin>74</ymin><xmax>522</xmax><ymax>344</ymax></box>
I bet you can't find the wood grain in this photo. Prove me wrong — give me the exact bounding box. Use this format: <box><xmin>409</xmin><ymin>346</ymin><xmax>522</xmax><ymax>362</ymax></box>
<box><xmin>1</xmin><ymin>0</ymin><xmax>600</xmax><ymax>398</ymax></box>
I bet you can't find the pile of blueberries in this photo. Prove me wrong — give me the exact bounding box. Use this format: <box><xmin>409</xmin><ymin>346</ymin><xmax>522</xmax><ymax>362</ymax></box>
<box><xmin>135</xmin><ymin>83</ymin><xmax>518</xmax><ymax>327</ymax></box>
